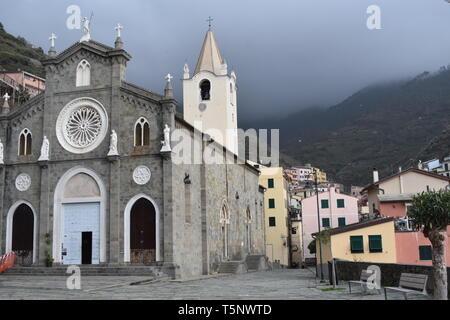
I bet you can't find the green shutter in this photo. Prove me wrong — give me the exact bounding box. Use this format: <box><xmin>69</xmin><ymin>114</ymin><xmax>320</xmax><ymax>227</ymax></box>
<box><xmin>369</xmin><ymin>235</ymin><xmax>382</xmax><ymax>253</ymax></box>
<box><xmin>269</xmin><ymin>199</ymin><xmax>275</xmax><ymax>209</ymax></box>
<box><xmin>268</xmin><ymin>178</ymin><xmax>274</xmax><ymax>188</ymax></box>
<box><xmin>419</xmin><ymin>246</ymin><xmax>432</xmax><ymax>260</ymax></box>
<box><xmin>337</xmin><ymin>199</ymin><xmax>345</xmax><ymax>208</ymax></box>
<box><xmin>350</xmin><ymin>236</ymin><xmax>364</xmax><ymax>253</ymax></box>
<box><xmin>338</xmin><ymin>217</ymin><xmax>346</xmax><ymax>227</ymax></box>
<box><xmin>321</xmin><ymin>199</ymin><xmax>329</xmax><ymax>209</ymax></box>
<box><xmin>322</xmin><ymin>218</ymin><xmax>330</xmax><ymax>228</ymax></box>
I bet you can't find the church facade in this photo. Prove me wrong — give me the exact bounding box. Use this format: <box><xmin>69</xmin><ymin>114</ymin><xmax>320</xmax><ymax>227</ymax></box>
<box><xmin>0</xmin><ymin>29</ymin><xmax>265</xmax><ymax>278</ymax></box>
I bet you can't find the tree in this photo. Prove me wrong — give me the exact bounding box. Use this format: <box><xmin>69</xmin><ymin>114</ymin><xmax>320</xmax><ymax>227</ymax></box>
<box><xmin>409</xmin><ymin>190</ymin><xmax>450</xmax><ymax>300</ymax></box>
<box><xmin>16</xmin><ymin>85</ymin><xmax>30</xmax><ymax>105</ymax></box>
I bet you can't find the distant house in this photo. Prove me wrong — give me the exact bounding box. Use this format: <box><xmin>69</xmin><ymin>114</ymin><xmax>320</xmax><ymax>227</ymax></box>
<box><xmin>361</xmin><ymin>167</ymin><xmax>450</xmax><ymax>266</ymax></box>
<box><xmin>0</xmin><ymin>70</ymin><xmax>45</xmax><ymax>99</ymax></box>
<box><xmin>313</xmin><ymin>217</ymin><xmax>397</xmax><ymax>278</ymax></box>
<box><xmin>301</xmin><ymin>187</ymin><xmax>359</xmax><ymax>261</ymax></box>
<box><xmin>258</xmin><ymin>166</ymin><xmax>291</xmax><ymax>267</ymax></box>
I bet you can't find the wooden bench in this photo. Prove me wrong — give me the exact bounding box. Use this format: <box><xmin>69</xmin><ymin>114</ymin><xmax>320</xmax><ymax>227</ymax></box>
<box><xmin>348</xmin><ymin>269</ymin><xmax>381</xmax><ymax>294</ymax></box>
<box><xmin>384</xmin><ymin>273</ymin><xmax>428</xmax><ymax>300</ymax></box>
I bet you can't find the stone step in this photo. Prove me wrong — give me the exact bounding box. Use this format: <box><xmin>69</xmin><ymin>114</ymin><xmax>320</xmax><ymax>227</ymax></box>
<box><xmin>3</xmin><ymin>265</ymin><xmax>166</xmax><ymax>277</ymax></box>
<box><xmin>245</xmin><ymin>255</ymin><xmax>269</xmax><ymax>271</ymax></box>
<box><xmin>218</xmin><ymin>261</ymin><xmax>248</xmax><ymax>274</ymax></box>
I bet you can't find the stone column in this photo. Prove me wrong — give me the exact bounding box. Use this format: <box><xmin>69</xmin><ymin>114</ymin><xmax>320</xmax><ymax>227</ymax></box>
<box><xmin>160</xmin><ymin>90</ymin><xmax>177</xmax><ymax>277</ymax></box>
<box><xmin>108</xmin><ymin>55</ymin><xmax>127</xmax><ymax>264</ymax></box>
<box><xmin>38</xmin><ymin>161</ymin><xmax>49</xmax><ymax>265</ymax></box>
<box><xmin>108</xmin><ymin>156</ymin><xmax>120</xmax><ymax>264</ymax></box>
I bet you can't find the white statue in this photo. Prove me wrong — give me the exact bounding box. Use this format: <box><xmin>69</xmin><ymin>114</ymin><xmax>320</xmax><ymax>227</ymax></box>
<box><xmin>107</xmin><ymin>130</ymin><xmax>119</xmax><ymax>156</ymax></box>
<box><xmin>80</xmin><ymin>16</ymin><xmax>91</xmax><ymax>42</ymax></box>
<box><xmin>0</xmin><ymin>138</ymin><xmax>4</xmax><ymax>165</ymax></box>
<box><xmin>160</xmin><ymin>124</ymin><xmax>172</xmax><ymax>152</ymax></box>
<box><xmin>183</xmin><ymin>63</ymin><xmax>190</xmax><ymax>79</ymax></box>
<box><xmin>38</xmin><ymin>136</ymin><xmax>49</xmax><ymax>161</ymax></box>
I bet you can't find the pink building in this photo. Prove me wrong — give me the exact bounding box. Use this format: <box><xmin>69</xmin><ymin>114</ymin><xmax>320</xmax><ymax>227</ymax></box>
<box><xmin>362</xmin><ymin>168</ymin><xmax>450</xmax><ymax>266</ymax></box>
<box><xmin>301</xmin><ymin>188</ymin><xmax>359</xmax><ymax>259</ymax></box>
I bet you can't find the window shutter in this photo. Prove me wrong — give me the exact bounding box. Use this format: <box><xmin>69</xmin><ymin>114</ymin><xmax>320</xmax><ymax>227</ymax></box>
<box><xmin>337</xmin><ymin>199</ymin><xmax>345</xmax><ymax>208</ymax></box>
<box><xmin>338</xmin><ymin>217</ymin><xmax>346</xmax><ymax>227</ymax></box>
<box><xmin>369</xmin><ymin>235</ymin><xmax>382</xmax><ymax>252</ymax></box>
<box><xmin>419</xmin><ymin>245</ymin><xmax>432</xmax><ymax>260</ymax></box>
<box><xmin>322</xmin><ymin>218</ymin><xmax>330</xmax><ymax>228</ymax></box>
<box><xmin>350</xmin><ymin>236</ymin><xmax>364</xmax><ymax>253</ymax></box>
<box><xmin>321</xmin><ymin>199</ymin><xmax>329</xmax><ymax>209</ymax></box>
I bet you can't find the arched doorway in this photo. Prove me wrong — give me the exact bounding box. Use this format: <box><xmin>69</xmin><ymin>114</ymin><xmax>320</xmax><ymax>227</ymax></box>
<box><xmin>53</xmin><ymin>167</ymin><xmax>106</xmax><ymax>264</ymax></box>
<box><xmin>245</xmin><ymin>207</ymin><xmax>252</xmax><ymax>253</ymax></box>
<box><xmin>130</xmin><ymin>198</ymin><xmax>156</xmax><ymax>264</ymax></box>
<box><xmin>7</xmin><ymin>203</ymin><xmax>35</xmax><ymax>265</ymax></box>
<box><xmin>124</xmin><ymin>194</ymin><xmax>160</xmax><ymax>263</ymax></box>
<box><xmin>220</xmin><ymin>203</ymin><xmax>230</xmax><ymax>259</ymax></box>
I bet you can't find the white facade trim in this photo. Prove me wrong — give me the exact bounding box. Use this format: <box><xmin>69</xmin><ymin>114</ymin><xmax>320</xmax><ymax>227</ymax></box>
<box><xmin>6</xmin><ymin>200</ymin><xmax>38</xmax><ymax>264</ymax></box>
<box><xmin>52</xmin><ymin>166</ymin><xmax>106</xmax><ymax>263</ymax></box>
<box><xmin>123</xmin><ymin>193</ymin><xmax>161</xmax><ymax>263</ymax></box>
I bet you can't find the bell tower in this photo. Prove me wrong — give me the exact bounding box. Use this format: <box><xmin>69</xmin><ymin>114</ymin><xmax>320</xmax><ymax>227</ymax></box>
<box><xmin>183</xmin><ymin>28</ymin><xmax>238</xmax><ymax>155</ymax></box>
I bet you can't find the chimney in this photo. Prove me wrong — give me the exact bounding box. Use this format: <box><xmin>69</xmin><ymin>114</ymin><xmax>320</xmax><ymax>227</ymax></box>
<box><xmin>373</xmin><ymin>168</ymin><xmax>379</xmax><ymax>183</ymax></box>
<box><xmin>398</xmin><ymin>166</ymin><xmax>402</xmax><ymax>173</ymax></box>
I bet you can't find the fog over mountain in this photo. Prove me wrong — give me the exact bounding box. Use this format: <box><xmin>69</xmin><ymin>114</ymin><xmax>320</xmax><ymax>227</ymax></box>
<box><xmin>2</xmin><ymin>0</ymin><xmax>450</xmax><ymax>123</ymax></box>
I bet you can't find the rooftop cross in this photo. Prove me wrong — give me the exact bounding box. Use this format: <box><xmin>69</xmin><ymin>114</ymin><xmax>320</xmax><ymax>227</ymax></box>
<box><xmin>3</xmin><ymin>93</ymin><xmax>10</xmax><ymax>102</ymax></box>
<box><xmin>165</xmin><ymin>73</ymin><xmax>173</xmax><ymax>83</ymax></box>
<box><xmin>206</xmin><ymin>16</ymin><xmax>213</xmax><ymax>30</ymax></box>
<box><xmin>115</xmin><ymin>23</ymin><xmax>123</xmax><ymax>38</ymax></box>
<box><xmin>49</xmin><ymin>33</ymin><xmax>57</xmax><ymax>48</ymax></box>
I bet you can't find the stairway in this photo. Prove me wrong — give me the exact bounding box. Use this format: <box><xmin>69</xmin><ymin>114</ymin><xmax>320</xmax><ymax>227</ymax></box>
<box><xmin>218</xmin><ymin>261</ymin><xmax>248</xmax><ymax>274</ymax></box>
<box><xmin>2</xmin><ymin>265</ymin><xmax>169</xmax><ymax>277</ymax></box>
<box><xmin>245</xmin><ymin>255</ymin><xmax>269</xmax><ymax>271</ymax></box>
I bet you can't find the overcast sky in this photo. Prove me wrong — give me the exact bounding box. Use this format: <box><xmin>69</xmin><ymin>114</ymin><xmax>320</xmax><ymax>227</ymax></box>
<box><xmin>2</xmin><ymin>0</ymin><xmax>450</xmax><ymax>122</ymax></box>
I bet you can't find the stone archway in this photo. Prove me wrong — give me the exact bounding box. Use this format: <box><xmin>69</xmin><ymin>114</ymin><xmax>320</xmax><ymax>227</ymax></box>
<box><xmin>245</xmin><ymin>207</ymin><xmax>252</xmax><ymax>253</ymax></box>
<box><xmin>53</xmin><ymin>167</ymin><xmax>106</xmax><ymax>264</ymax></box>
<box><xmin>6</xmin><ymin>201</ymin><xmax>37</xmax><ymax>265</ymax></box>
<box><xmin>220</xmin><ymin>202</ymin><xmax>230</xmax><ymax>259</ymax></box>
<box><xmin>124</xmin><ymin>194</ymin><xmax>160</xmax><ymax>263</ymax></box>
<box><xmin>129</xmin><ymin>198</ymin><xmax>156</xmax><ymax>264</ymax></box>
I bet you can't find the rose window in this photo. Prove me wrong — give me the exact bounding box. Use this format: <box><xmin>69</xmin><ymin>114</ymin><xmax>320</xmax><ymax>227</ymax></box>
<box><xmin>65</xmin><ymin>106</ymin><xmax>102</xmax><ymax>147</ymax></box>
<box><xmin>56</xmin><ymin>97</ymin><xmax>108</xmax><ymax>154</ymax></box>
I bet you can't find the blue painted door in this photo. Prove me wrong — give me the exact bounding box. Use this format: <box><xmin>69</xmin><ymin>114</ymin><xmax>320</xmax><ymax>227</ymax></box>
<box><xmin>62</xmin><ymin>203</ymin><xmax>100</xmax><ymax>265</ymax></box>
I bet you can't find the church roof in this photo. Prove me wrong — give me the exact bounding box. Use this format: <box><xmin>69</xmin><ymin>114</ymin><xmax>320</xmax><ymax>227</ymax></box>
<box><xmin>43</xmin><ymin>40</ymin><xmax>131</xmax><ymax>65</ymax></box>
<box><xmin>194</xmin><ymin>30</ymin><xmax>226</xmax><ymax>76</ymax></box>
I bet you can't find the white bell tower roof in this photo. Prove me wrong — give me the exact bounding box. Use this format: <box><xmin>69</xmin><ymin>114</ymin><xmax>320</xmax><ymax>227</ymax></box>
<box><xmin>194</xmin><ymin>30</ymin><xmax>227</xmax><ymax>76</ymax></box>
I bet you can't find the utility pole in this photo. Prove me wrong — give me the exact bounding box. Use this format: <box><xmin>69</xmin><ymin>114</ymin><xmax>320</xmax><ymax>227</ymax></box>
<box><xmin>314</xmin><ymin>168</ymin><xmax>325</xmax><ymax>282</ymax></box>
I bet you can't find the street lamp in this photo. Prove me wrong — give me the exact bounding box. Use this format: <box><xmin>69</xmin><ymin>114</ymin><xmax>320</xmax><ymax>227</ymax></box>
<box><xmin>312</xmin><ymin>168</ymin><xmax>325</xmax><ymax>283</ymax></box>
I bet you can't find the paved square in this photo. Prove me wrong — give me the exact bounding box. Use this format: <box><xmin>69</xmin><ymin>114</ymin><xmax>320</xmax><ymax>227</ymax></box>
<box><xmin>0</xmin><ymin>269</ymin><xmax>430</xmax><ymax>300</ymax></box>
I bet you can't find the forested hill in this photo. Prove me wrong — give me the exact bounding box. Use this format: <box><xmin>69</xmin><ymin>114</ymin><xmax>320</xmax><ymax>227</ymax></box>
<box><xmin>0</xmin><ymin>22</ymin><xmax>46</xmax><ymax>77</ymax></box>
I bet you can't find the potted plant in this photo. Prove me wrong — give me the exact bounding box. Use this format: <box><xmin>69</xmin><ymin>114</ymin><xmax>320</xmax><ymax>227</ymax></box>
<box><xmin>45</xmin><ymin>249</ymin><xmax>54</xmax><ymax>267</ymax></box>
<box><xmin>44</xmin><ymin>233</ymin><xmax>53</xmax><ymax>267</ymax></box>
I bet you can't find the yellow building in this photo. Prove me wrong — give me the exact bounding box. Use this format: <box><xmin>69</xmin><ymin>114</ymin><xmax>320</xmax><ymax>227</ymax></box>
<box><xmin>313</xmin><ymin>217</ymin><xmax>396</xmax><ymax>278</ymax></box>
<box><xmin>313</xmin><ymin>167</ymin><xmax>327</xmax><ymax>183</ymax></box>
<box><xmin>259</xmin><ymin>166</ymin><xmax>290</xmax><ymax>266</ymax></box>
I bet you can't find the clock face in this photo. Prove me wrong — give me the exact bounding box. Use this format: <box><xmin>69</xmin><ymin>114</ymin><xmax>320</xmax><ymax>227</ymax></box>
<box><xmin>199</xmin><ymin>103</ymin><xmax>207</xmax><ymax>112</ymax></box>
<box><xmin>56</xmin><ymin>97</ymin><xmax>109</xmax><ymax>154</ymax></box>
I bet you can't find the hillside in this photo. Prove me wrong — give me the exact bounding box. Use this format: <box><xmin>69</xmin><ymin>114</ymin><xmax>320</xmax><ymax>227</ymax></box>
<box><xmin>0</xmin><ymin>22</ymin><xmax>46</xmax><ymax>76</ymax></box>
<box><xmin>278</xmin><ymin>68</ymin><xmax>450</xmax><ymax>187</ymax></box>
